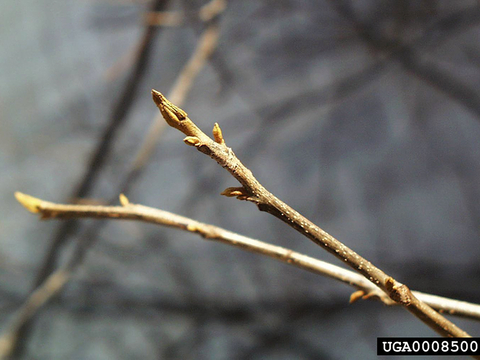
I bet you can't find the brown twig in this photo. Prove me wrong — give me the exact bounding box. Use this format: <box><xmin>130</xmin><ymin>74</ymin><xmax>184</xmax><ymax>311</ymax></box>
<box><xmin>328</xmin><ymin>1</ymin><xmax>480</xmax><ymax>120</ymax></box>
<box><xmin>10</xmin><ymin>192</ymin><xmax>480</xmax><ymax>316</ymax></box>
<box><xmin>127</xmin><ymin>21</ymin><xmax>221</xmax><ymax>177</ymax></box>
<box><xmin>151</xmin><ymin>90</ymin><xmax>474</xmax><ymax>340</ymax></box>
<box><xmin>144</xmin><ymin>0</ymin><xmax>226</xmax><ymax>26</ymax></box>
<box><xmin>144</xmin><ymin>10</ymin><xmax>183</xmax><ymax>27</ymax></box>
<box><xmin>3</xmin><ymin>6</ymin><xmax>224</xmax><ymax>357</ymax></box>
<box><xmin>9</xmin><ymin>2</ymin><xmax>172</xmax><ymax>359</ymax></box>
<box><xmin>33</xmin><ymin>0</ymin><xmax>172</xmax><ymax>290</ymax></box>
<box><xmin>0</xmin><ymin>270</ymin><xmax>70</xmax><ymax>359</ymax></box>
<box><xmin>4</xmin><ymin>191</ymin><xmax>480</xmax><ymax>357</ymax></box>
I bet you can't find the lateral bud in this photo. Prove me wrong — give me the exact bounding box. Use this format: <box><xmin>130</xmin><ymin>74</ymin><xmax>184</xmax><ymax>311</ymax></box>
<box><xmin>212</xmin><ymin>123</ymin><xmax>225</xmax><ymax>145</ymax></box>
<box><xmin>221</xmin><ymin>187</ymin><xmax>249</xmax><ymax>200</ymax></box>
<box><xmin>349</xmin><ymin>290</ymin><xmax>365</xmax><ymax>304</ymax></box>
<box><xmin>183</xmin><ymin>136</ymin><xmax>201</xmax><ymax>146</ymax></box>
<box><xmin>119</xmin><ymin>193</ymin><xmax>130</xmax><ymax>206</ymax></box>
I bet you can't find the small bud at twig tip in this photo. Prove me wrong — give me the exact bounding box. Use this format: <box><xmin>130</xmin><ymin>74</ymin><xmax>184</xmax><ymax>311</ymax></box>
<box><xmin>151</xmin><ymin>89</ymin><xmax>164</xmax><ymax>107</ymax></box>
<box><xmin>119</xmin><ymin>194</ymin><xmax>129</xmax><ymax>206</ymax></box>
<box><xmin>183</xmin><ymin>136</ymin><xmax>200</xmax><ymax>146</ymax></box>
<box><xmin>151</xmin><ymin>89</ymin><xmax>188</xmax><ymax>129</ymax></box>
<box><xmin>213</xmin><ymin>123</ymin><xmax>225</xmax><ymax>145</ymax></box>
<box><xmin>15</xmin><ymin>192</ymin><xmax>42</xmax><ymax>213</ymax></box>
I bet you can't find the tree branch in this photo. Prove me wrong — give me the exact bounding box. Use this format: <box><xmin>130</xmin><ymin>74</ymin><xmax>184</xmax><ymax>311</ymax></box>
<box><xmin>4</xmin><ymin>6</ymin><xmax>225</xmax><ymax>356</ymax></box>
<box><xmin>144</xmin><ymin>0</ymin><xmax>226</xmax><ymax>26</ymax></box>
<box><xmin>33</xmin><ymin>0</ymin><xmax>172</xmax><ymax>289</ymax></box>
<box><xmin>126</xmin><ymin>21</ymin><xmax>221</xmax><ymax>180</ymax></box>
<box><xmin>151</xmin><ymin>90</ymin><xmax>474</xmax><ymax>340</ymax></box>
<box><xmin>6</xmin><ymin>191</ymin><xmax>480</xmax><ymax>358</ymax></box>
<box><xmin>0</xmin><ymin>270</ymin><xmax>70</xmax><ymax>359</ymax></box>
<box><xmin>12</xmin><ymin>192</ymin><xmax>480</xmax><ymax>317</ymax></box>
<box><xmin>8</xmin><ymin>2</ymin><xmax>172</xmax><ymax>358</ymax></box>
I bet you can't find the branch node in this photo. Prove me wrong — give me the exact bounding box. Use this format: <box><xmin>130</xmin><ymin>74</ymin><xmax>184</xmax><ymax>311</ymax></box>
<box><xmin>183</xmin><ymin>136</ymin><xmax>201</xmax><ymax>147</ymax></box>
<box><xmin>385</xmin><ymin>277</ymin><xmax>412</xmax><ymax>305</ymax></box>
<box><xmin>15</xmin><ymin>192</ymin><xmax>42</xmax><ymax>214</ymax></box>
<box><xmin>212</xmin><ymin>122</ymin><xmax>225</xmax><ymax>145</ymax></box>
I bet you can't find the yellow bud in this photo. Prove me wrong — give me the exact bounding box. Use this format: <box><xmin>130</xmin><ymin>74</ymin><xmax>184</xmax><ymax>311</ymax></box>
<box><xmin>15</xmin><ymin>192</ymin><xmax>42</xmax><ymax>213</ymax></box>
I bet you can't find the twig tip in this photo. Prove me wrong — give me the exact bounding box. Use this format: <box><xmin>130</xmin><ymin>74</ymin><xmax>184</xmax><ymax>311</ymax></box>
<box><xmin>151</xmin><ymin>89</ymin><xmax>164</xmax><ymax>107</ymax></box>
<box><xmin>15</xmin><ymin>192</ymin><xmax>42</xmax><ymax>213</ymax></box>
<box><xmin>152</xmin><ymin>89</ymin><xmax>188</xmax><ymax>129</ymax></box>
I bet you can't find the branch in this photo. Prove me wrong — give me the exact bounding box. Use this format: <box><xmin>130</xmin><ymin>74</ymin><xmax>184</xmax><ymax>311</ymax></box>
<box><xmin>144</xmin><ymin>0</ymin><xmax>226</xmax><ymax>26</ymax></box>
<box><xmin>5</xmin><ymin>191</ymin><xmax>480</xmax><ymax>358</ymax></box>
<box><xmin>8</xmin><ymin>2</ymin><xmax>172</xmax><ymax>358</ymax></box>
<box><xmin>0</xmin><ymin>270</ymin><xmax>70</xmax><ymax>359</ymax></box>
<box><xmin>127</xmin><ymin>21</ymin><xmax>220</xmax><ymax>178</ymax></box>
<box><xmin>4</xmin><ymin>6</ymin><xmax>225</xmax><ymax>356</ymax></box>
<box><xmin>151</xmin><ymin>90</ymin><xmax>473</xmax><ymax>340</ymax></box>
<box><xmin>33</xmin><ymin>0</ymin><xmax>172</xmax><ymax>288</ymax></box>
<box><xmin>328</xmin><ymin>1</ymin><xmax>480</xmax><ymax>120</ymax></box>
<box><xmin>12</xmin><ymin>192</ymin><xmax>480</xmax><ymax>318</ymax></box>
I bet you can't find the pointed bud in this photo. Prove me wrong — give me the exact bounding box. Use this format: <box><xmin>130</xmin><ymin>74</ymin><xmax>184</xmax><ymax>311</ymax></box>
<box><xmin>183</xmin><ymin>136</ymin><xmax>201</xmax><ymax>146</ymax></box>
<box><xmin>119</xmin><ymin>194</ymin><xmax>129</xmax><ymax>206</ymax></box>
<box><xmin>213</xmin><ymin>122</ymin><xmax>225</xmax><ymax>145</ymax></box>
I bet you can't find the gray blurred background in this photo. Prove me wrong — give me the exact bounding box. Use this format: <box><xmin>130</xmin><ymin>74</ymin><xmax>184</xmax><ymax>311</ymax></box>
<box><xmin>2</xmin><ymin>0</ymin><xmax>480</xmax><ymax>359</ymax></box>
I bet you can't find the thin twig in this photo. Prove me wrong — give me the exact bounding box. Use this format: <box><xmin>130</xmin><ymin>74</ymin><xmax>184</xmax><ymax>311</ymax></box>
<box><xmin>14</xmin><ymin>194</ymin><xmax>480</xmax><ymax>308</ymax></box>
<box><xmin>5</xmin><ymin>191</ymin><xmax>479</xmax><ymax>344</ymax></box>
<box><xmin>126</xmin><ymin>22</ymin><xmax>221</xmax><ymax>177</ymax></box>
<box><xmin>3</xmin><ymin>5</ymin><xmax>224</xmax><ymax>357</ymax></box>
<box><xmin>9</xmin><ymin>2</ymin><xmax>172</xmax><ymax>359</ymax></box>
<box><xmin>4</xmin><ymin>191</ymin><xmax>480</xmax><ymax>357</ymax></box>
<box><xmin>144</xmin><ymin>0</ymin><xmax>226</xmax><ymax>26</ymax></box>
<box><xmin>0</xmin><ymin>270</ymin><xmax>71</xmax><ymax>359</ymax></box>
<box><xmin>33</xmin><ymin>0</ymin><xmax>172</xmax><ymax>289</ymax></box>
<box><xmin>151</xmin><ymin>90</ymin><xmax>474</xmax><ymax>340</ymax></box>
<box><xmin>144</xmin><ymin>10</ymin><xmax>183</xmax><ymax>26</ymax></box>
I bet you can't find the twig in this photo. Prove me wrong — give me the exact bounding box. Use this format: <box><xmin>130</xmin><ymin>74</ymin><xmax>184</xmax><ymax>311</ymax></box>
<box><xmin>151</xmin><ymin>90</ymin><xmax>474</xmax><ymax>340</ymax></box>
<box><xmin>11</xmin><ymin>193</ymin><xmax>480</xmax><ymax>314</ymax></box>
<box><xmin>0</xmin><ymin>270</ymin><xmax>70</xmax><ymax>359</ymax></box>
<box><xmin>144</xmin><ymin>0</ymin><xmax>226</xmax><ymax>26</ymax></box>
<box><xmin>411</xmin><ymin>292</ymin><xmax>480</xmax><ymax>320</ymax></box>
<box><xmin>144</xmin><ymin>10</ymin><xmax>183</xmax><ymax>27</ymax></box>
<box><xmin>4</xmin><ymin>191</ymin><xmax>479</xmax><ymax>349</ymax></box>
<box><xmin>34</xmin><ymin>0</ymin><xmax>172</xmax><ymax>289</ymax></box>
<box><xmin>4</xmin><ymin>5</ymin><xmax>224</xmax><ymax>357</ymax></box>
<box><xmin>10</xmin><ymin>1</ymin><xmax>173</xmax><ymax>358</ymax></box>
<box><xmin>127</xmin><ymin>21</ymin><xmax>220</xmax><ymax>177</ymax></box>
<box><xmin>328</xmin><ymin>1</ymin><xmax>480</xmax><ymax>120</ymax></box>
<box><xmin>5</xmin><ymin>191</ymin><xmax>480</xmax><ymax>357</ymax></box>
